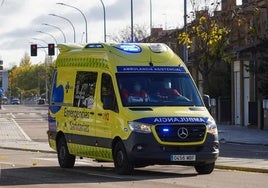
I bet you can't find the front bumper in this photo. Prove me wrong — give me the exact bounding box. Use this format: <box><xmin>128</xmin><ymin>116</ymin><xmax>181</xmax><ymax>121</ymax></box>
<box><xmin>123</xmin><ymin>132</ymin><xmax>219</xmax><ymax>167</ymax></box>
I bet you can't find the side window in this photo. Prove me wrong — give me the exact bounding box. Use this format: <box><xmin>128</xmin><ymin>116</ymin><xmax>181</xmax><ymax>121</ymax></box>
<box><xmin>101</xmin><ymin>73</ymin><xmax>118</xmax><ymax>112</ymax></box>
<box><xmin>73</xmin><ymin>71</ymin><xmax>97</xmax><ymax>108</ymax></box>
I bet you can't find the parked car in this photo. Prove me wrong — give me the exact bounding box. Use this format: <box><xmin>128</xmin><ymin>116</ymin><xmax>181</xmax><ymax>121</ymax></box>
<box><xmin>11</xmin><ymin>98</ymin><xmax>20</xmax><ymax>105</ymax></box>
<box><xmin>37</xmin><ymin>98</ymin><xmax>46</xmax><ymax>105</ymax></box>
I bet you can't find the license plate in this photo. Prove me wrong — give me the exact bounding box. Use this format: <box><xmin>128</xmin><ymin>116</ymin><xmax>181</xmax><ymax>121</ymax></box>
<box><xmin>170</xmin><ymin>155</ymin><xmax>196</xmax><ymax>161</ymax></box>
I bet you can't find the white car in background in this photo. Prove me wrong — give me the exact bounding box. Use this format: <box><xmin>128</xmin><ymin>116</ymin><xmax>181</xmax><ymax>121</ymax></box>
<box><xmin>11</xmin><ymin>98</ymin><xmax>20</xmax><ymax>105</ymax></box>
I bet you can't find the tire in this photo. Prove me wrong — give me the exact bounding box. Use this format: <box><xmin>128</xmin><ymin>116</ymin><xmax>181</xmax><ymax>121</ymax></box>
<box><xmin>57</xmin><ymin>136</ymin><xmax>75</xmax><ymax>168</ymax></box>
<box><xmin>113</xmin><ymin>141</ymin><xmax>134</xmax><ymax>175</ymax></box>
<box><xmin>194</xmin><ymin>162</ymin><xmax>215</xmax><ymax>174</ymax></box>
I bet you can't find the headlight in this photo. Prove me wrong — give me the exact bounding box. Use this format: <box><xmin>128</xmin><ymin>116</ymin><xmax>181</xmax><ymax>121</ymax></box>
<box><xmin>128</xmin><ymin>122</ymin><xmax>151</xmax><ymax>133</ymax></box>
<box><xmin>206</xmin><ymin>118</ymin><xmax>218</xmax><ymax>135</ymax></box>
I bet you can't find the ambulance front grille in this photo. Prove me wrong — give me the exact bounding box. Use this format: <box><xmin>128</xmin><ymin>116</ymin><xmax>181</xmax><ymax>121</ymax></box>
<box><xmin>155</xmin><ymin>124</ymin><xmax>206</xmax><ymax>143</ymax></box>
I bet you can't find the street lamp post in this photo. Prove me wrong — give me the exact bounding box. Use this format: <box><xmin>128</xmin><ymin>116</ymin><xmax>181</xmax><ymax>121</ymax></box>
<box><xmin>31</xmin><ymin>35</ymin><xmax>51</xmax><ymax>103</ymax></box>
<box><xmin>131</xmin><ymin>0</ymin><xmax>134</xmax><ymax>42</ymax></box>
<box><xmin>49</xmin><ymin>13</ymin><xmax>76</xmax><ymax>43</ymax></box>
<box><xmin>100</xmin><ymin>0</ymin><xmax>106</xmax><ymax>42</ymax></box>
<box><xmin>32</xmin><ymin>37</ymin><xmax>48</xmax><ymax>45</ymax></box>
<box><xmin>42</xmin><ymin>23</ymin><xmax>67</xmax><ymax>43</ymax></box>
<box><xmin>36</xmin><ymin>30</ymin><xmax>58</xmax><ymax>45</ymax></box>
<box><xmin>36</xmin><ymin>30</ymin><xmax>58</xmax><ymax>102</ymax></box>
<box><xmin>56</xmin><ymin>3</ymin><xmax>88</xmax><ymax>43</ymax></box>
<box><xmin>184</xmin><ymin>0</ymin><xmax>188</xmax><ymax>65</ymax></box>
<box><xmin>150</xmin><ymin>0</ymin><xmax>152</xmax><ymax>35</ymax></box>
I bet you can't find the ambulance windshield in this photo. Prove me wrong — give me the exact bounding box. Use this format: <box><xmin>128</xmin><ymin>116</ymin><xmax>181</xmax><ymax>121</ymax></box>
<box><xmin>116</xmin><ymin>73</ymin><xmax>203</xmax><ymax>107</ymax></box>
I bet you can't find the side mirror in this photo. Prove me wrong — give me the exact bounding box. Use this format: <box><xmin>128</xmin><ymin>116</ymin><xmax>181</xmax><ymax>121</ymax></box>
<box><xmin>203</xmin><ymin>94</ymin><xmax>211</xmax><ymax>110</ymax></box>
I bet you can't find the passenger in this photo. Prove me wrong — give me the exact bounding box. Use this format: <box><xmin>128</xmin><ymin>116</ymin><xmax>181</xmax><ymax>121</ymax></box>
<box><xmin>128</xmin><ymin>82</ymin><xmax>149</xmax><ymax>102</ymax></box>
<box><xmin>157</xmin><ymin>79</ymin><xmax>180</xmax><ymax>99</ymax></box>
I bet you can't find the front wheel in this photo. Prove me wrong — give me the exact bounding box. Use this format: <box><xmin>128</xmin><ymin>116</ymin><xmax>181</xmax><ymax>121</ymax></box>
<box><xmin>194</xmin><ymin>162</ymin><xmax>215</xmax><ymax>174</ymax></box>
<box><xmin>57</xmin><ymin>136</ymin><xmax>76</xmax><ymax>168</ymax></box>
<box><xmin>113</xmin><ymin>141</ymin><xmax>134</xmax><ymax>175</ymax></box>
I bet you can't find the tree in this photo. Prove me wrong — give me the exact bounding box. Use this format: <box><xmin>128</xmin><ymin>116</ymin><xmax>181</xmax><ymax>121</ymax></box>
<box><xmin>8</xmin><ymin>55</ymin><xmax>55</xmax><ymax>100</ymax></box>
<box><xmin>178</xmin><ymin>1</ymin><xmax>262</xmax><ymax>97</ymax></box>
<box><xmin>111</xmin><ymin>24</ymin><xmax>149</xmax><ymax>43</ymax></box>
<box><xmin>20</xmin><ymin>53</ymin><xmax>31</xmax><ymax>67</ymax></box>
<box><xmin>178</xmin><ymin>11</ymin><xmax>230</xmax><ymax>96</ymax></box>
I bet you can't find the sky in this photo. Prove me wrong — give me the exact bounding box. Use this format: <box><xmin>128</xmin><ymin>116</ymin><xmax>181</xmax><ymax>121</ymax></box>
<box><xmin>0</xmin><ymin>0</ymin><xmax>242</xmax><ymax>69</ymax></box>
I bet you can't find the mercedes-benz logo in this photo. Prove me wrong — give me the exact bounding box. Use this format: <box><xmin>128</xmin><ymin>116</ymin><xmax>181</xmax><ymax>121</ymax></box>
<box><xmin>177</xmin><ymin>127</ymin><xmax>188</xmax><ymax>139</ymax></box>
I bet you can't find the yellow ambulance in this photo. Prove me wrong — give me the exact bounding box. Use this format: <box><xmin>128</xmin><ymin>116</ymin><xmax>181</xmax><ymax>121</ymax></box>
<box><xmin>47</xmin><ymin>43</ymin><xmax>219</xmax><ymax>175</ymax></box>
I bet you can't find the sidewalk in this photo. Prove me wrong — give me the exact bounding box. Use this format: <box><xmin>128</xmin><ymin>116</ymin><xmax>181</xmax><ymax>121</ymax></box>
<box><xmin>0</xmin><ymin>117</ymin><xmax>268</xmax><ymax>173</ymax></box>
<box><xmin>216</xmin><ymin>124</ymin><xmax>268</xmax><ymax>173</ymax></box>
<box><xmin>0</xmin><ymin>117</ymin><xmax>54</xmax><ymax>153</ymax></box>
<box><xmin>217</xmin><ymin>124</ymin><xmax>268</xmax><ymax>146</ymax></box>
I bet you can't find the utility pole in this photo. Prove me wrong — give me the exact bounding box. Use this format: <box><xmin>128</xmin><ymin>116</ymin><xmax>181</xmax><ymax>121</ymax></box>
<box><xmin>131</xmin><ymin>0</ymin><xmax>134</xmax><ymax>42</ymax></box>
<box><xmin>184</xmin><ymin>0</ymin><xmax>188</xmax><ymax>65</ymax></box>
<box><xmin>0</xmin><ymin>59</ymin><xmax>3</xmax><ymax>109</ymax></box>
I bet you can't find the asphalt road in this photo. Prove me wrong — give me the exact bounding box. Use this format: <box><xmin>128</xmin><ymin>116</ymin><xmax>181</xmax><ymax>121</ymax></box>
<box><xmin>1</xmin><ymin>149</ymin><xmax>267</xmax><ymax>188</ymax></box>
<box><xmin>1</xmin><ymin>104</ymin><xmax>268</xmax><ymax>188</ymax></box>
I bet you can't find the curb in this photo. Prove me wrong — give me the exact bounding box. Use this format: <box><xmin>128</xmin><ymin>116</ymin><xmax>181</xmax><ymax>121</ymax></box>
<box><xmin>220</xmin><ymin>139</ymin><xmax>268</xmax><ymax>147</ymax></box>
<box><xmin>215</xmin><ymin>164</ymin><xmax>268</xmax><ymax>174</ymax></box>
<box><xmin>0</xmin><ymin>146</ymin><xmax>56</xmax><ymax>154</ymax></box>
<box><xmin>226</xmin><ymin>141</ymin><xmax>268</xmax><ymax>147</ymax></box>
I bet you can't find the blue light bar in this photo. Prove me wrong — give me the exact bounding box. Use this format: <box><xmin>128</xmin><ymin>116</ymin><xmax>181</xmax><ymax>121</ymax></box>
<box><xmin>85</xmin><ymin>44</ymin><xmax>104</xmax><ymax>48</ymax></box>
<box><xmin>113</xmin><ymin>44</ymin><xmax>142</xmax><ymax>53</ymax></box>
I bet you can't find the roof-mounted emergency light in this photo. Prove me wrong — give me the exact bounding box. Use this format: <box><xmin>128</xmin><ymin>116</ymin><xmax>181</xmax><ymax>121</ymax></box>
<box><xmin>85</xmin><ymin>43</ymin><xmax>104</xmax><ymax>48</ymax></box>
<box><xmin>149</xmin><ymin>43</ymin><xmax>168</xmax><ymax>53</ymax></box>
<box><xmin>113</xmin><ymin>43</ymin><xmax>142</xmax><ymax>53</ymax></box>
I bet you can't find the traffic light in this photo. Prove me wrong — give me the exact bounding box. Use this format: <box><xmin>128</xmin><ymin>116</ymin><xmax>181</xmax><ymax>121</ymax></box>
<box><xmin>48</xmin><ymin>43</ymin><xmax>55</xmax><ymax>56</ymax></box>
<box><xmin>30</xmin><ymin>44</ymin><xmax>37</xmax><ymax>56</ymax></box>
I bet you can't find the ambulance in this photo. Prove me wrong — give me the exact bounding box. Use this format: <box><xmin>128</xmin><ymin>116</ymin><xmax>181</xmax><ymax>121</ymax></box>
<box><xmin>47</xmin><ymin>43</ymin><xmax>219</xmax><ymax>175</ymax></box>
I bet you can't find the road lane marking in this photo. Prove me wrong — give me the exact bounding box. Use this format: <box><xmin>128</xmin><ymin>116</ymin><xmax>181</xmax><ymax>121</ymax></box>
<box><xmin>11</xmin><ymin>118</ymin><xmax>32</xmax><ymax>141</ymax></box>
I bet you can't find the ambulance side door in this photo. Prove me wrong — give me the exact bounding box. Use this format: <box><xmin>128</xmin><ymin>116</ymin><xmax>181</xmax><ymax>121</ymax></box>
<box><xmin>95</xmin><ymin>73</ymin><xmax>119</xmax><ymax>148</ymax></box>
<box><xmin>71</xmin><ymin>71</ymin><xmax>98</xmax><ymax>146</ymax></box>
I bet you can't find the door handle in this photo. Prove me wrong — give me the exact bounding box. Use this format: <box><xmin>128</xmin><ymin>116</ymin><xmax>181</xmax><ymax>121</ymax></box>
<box><xmin>97</xmin><ymin>113</ymin><xmax>102</xmax><ymax>116</ymax></box>
<box><xmin>90</xmin><ymin>112</ymin><xmax>94</xmax><ymax>115</ymax></box>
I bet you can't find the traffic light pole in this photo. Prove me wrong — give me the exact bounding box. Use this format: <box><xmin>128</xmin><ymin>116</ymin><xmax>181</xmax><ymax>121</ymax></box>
<box><xmin>30</xmin><ymin>44</ymin><xmax>55</xmax><ymax>103</ymax></box>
